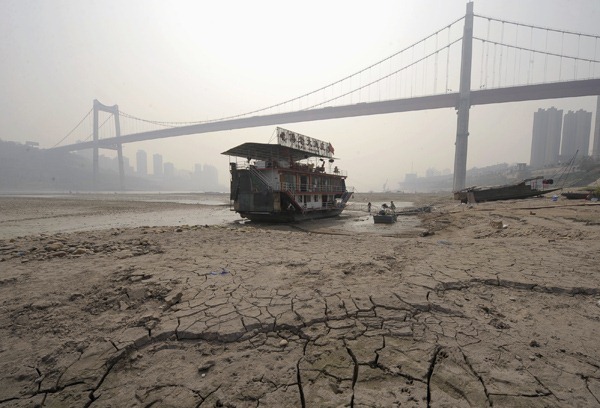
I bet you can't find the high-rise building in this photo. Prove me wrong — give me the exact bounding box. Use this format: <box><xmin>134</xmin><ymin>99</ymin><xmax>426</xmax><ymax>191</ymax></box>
<box><xmin>561</xmin><ymin>109</ymin><xmax>592</xmax><ymax>161</ymax></box>
<box><xmin>530</xmin><ymin>107</ymin><xmax>563</xmax><ymax>169</ymax></box>
<box><xmin>164</xmin><ymin>162</ymin><xmax>175</xmax><ymax>177</ymax></box>
<box><xmin>136</xmin><ymin>150</ymin><xmax>147</xmax><ymax>176</ymax></box>
<box><xmin>153</xmin><ymin>153</ymin><xmax>163</xmax><ymax>176</ymax></box>
<box><xmin>592</xmin><ymin>97</ymin><xmax>600</xmax><ymax>160</ymax></box>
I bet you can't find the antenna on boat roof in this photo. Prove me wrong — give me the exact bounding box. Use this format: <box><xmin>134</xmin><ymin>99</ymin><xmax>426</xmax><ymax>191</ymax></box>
<box><xmin>267</xmin><ymin>128</ymin><xmax>278</xmax><ymax>144</ymax></box>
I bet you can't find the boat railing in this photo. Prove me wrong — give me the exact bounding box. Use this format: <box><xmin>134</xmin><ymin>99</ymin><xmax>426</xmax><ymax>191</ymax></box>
<box><xmin>299</xmin><ymin>201</ymin><xmax>342</xmax><ymax>211</ymax></box>
<box><xmin>304</xmin><ymin>166</ymin><xmax>347</xmax><ymax>177</ymax></box>
<box><xmin>280</xmin><ymin>182</ymin><xmax>346</xmax><ymax>193</ymax></box>
<box><xmin>236</xmin><ymin>161</ymin><xmax>347</xmax><ymax>177</ymax></box>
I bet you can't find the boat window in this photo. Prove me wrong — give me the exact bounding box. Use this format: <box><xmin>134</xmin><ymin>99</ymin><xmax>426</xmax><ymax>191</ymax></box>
<box><xmin>300</xmin><ymin>175</ymin><xmax>308</xmax><ymax>192</ymax></box>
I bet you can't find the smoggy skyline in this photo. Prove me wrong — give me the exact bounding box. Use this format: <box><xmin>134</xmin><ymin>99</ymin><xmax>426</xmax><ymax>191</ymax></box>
<box><xmin>2</xmin><ymin>0</ymin><xmax>600</xmax><ymax>191</ymax></box>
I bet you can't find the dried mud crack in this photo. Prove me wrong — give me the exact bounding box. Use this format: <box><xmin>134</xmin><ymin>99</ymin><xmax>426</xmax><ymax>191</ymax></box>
<box><xmin>1</xmin><ymin>199</ymin><xmax>599</xmax><ymax>407</ymax></box>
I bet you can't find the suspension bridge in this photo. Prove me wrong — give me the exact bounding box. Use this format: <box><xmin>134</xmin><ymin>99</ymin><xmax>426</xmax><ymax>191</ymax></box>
<box><xmin>49</xmin><ymin>2</ymin><xmax>600</xmax><ymax>191</ymax></box>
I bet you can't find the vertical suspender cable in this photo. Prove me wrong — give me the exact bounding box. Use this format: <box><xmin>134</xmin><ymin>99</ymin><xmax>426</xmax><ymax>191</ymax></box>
<box><xmin>491</xmin><ymin>27</ymin><xmax>497</xmax><ymax>87</ymax></box>
<box><xmin>479</xmin><ymin>38</ymin><xmax>485</xmax><ymax>89</ymax></box>
<box><xmin>528</xmin><ymin>26</ymin><xmax>533</xmax><ymax>84</ymax></box>
<box><xmin>378</xmin><ymin>56</ymin><xmax>382</xmax><ymax>101</ymax></box>
<box><xmin>498</xmin><ymin>22</ymin><xmax>505</xmax><ymax>86</ymax></box>
<box><xmin>575</xmin><ymin>34</ymin><xmax>580</xmax><ymax>79</ymax></box>
<box><xmin>422</xmin><ymin>40</ymin><xmax>427</xmax><ymax>95</ymax></box>
<box><xmin>514</xmin><ymin>25</ymin><xmax>519</xmax><ymax>85</ymax></box>
<box><xmin>504</xmin><ymin>35</ymin><xmax>509</xmax><ymax>86</ymax></box>
<box><xmin>544</xmin><ymin>29</ymin><xmax>548</xmax><ymax>82</ymax></box>
<box><xmin>411</xmin><ymin>45</ymin><xmax>415</xmax><ymax>97</ymax></box>
<box><xmin>593</xmin><ymin>37</ymin><xmax>598</xmax><ymax>78</ymax></box>
<box><xmin>485</xmin><ymin>18</ymin><xmax>491</xmax><ymax>87</ymax></box>
<box><xmin>446</xmin><ymin>28</ymin><xmax>451</xmax><ymax>92</ymax></box>
<box><xmin>434</xmin><ymin>32</ymin><xmax>439</xmax><ymax>93</ymax></box>
<box><xmin>559</xmin><ymin>31</ymin><xmax>564</xmax><ymax>80</ymax></box>
<box><xmin>491</xmin><ymin>43</ymin><xmax>497</xmax><ymax>87</ymax></box>
<box><xmin>388</xmin><ymin>55</ymin><xmax>391</xmax><ymax>100</ymax></box>
<box><xmin>399</xmin><ymin>51</ymin><xmax>403</xmax><ymax>98</ymax></box>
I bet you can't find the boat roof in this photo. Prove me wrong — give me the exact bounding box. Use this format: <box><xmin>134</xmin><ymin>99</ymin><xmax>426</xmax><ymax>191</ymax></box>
<box><xmin>221</xmin><ymin>142</ymin><xmax>335</xmax><ymax>162</ymax></box>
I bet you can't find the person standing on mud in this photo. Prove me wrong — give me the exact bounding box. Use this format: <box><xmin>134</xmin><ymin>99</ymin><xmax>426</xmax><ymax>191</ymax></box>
<box><xmin>367</xmin><ymin>202</ymin><xmax>372</xmax><ymax>213</ymax></box>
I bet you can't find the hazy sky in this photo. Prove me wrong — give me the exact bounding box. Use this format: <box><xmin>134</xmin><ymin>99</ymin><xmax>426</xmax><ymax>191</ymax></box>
<box><xmin>2</xmin><ymin>0</ymin><xmax>599</xmax><ymax>191</ymax></box>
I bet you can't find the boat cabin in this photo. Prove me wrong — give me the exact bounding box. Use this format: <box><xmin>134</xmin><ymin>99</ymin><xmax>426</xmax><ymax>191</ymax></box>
<box><xmin>222</xmin><ymin>127</ymin><xmax>352</xmax><ymax>222</ymax></box>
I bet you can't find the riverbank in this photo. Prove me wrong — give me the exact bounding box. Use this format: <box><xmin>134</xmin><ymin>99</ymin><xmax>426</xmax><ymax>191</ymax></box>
<box><xmin>0</xmin><ymin>194</ymin><xmax>599</xmax><ymax>406</ymax></box>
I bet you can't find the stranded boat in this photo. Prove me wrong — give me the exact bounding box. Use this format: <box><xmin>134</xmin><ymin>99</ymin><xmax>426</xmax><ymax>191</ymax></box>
<box><xmin>222</xmin><ymin>127</ymin><xmax>353</xmax><ymax>222</ymax></box>
<box><xmin>454</xmin><ymin>176</ymin><xmax>559</xmax><ymax>203</ymax></box>
<box><xmin>373</xmin><ymin>210</ymin><xmax>397</xmax><ymax>224</ymax></box>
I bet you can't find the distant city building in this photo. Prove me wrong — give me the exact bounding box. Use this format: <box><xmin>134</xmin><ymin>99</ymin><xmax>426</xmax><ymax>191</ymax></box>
<box><xmin>425</xmin><ymin>168</ymin><xmax>441</xmax><ymax>178</ymax></box>
<box><xmin>136</xmin><ymin>150</ymin><xmax>147</xmax><ymax>176</ymax></box>
<box><xmin>561</xmin><ymin>109</ymin><xmax>592</xmax><ymax>161</ymax></box>
<box><xmin>193</xmin><ymin>163</ymin><xmax>220</xmax><ymax>191</ymax></box>
<box><xmin>153</xmin><ymin>154</ymin><xmax>163</xmax><ymax>176</ymax></box>
<box><xmin>592</xmin><ymin>96</ymin><xmax>600</xmax><ymax>160</ymax></box>
<box><xmin>122</xmin><ymin>156</ymin><xmax>134</xmax><ymax>175</ymax></box>
<box><xmin>164</xmin><ymin>162</ymin><xmax>175</xmax><ymax>177</ymax></box>
<box><xmin>202</xmin><ymin>164</ymin><xmax>219</xmax><ymax>191</ymax></box>
<box><xmin>530</xmin><ymin>107</ymin><xmax>563</xmax><ymax>169</ymax></box>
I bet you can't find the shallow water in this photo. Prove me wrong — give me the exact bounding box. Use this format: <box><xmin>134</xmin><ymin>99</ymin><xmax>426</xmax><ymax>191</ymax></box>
<box><xmin>0</xmin><ymin>193</ymin><xmax>424</xmax><ymax>239</ymax></box>
<box><xmin>0</xmin><ymin>193</ymin><xmax>236</xmax><ymax>239</ymax></box>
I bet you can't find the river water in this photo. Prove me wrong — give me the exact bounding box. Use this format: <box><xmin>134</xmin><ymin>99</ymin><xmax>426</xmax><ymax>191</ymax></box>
<box><xmin>0</xmin><ymin>192</ymin><xmax>424</xmax><ymax>239</ymax></box>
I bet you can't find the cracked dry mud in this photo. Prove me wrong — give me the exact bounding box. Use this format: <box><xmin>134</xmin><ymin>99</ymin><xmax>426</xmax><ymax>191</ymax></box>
<box><xmin>1</xmin><ymin>199</ymin><xmax>599</xmax><ymax>407</ymax></box>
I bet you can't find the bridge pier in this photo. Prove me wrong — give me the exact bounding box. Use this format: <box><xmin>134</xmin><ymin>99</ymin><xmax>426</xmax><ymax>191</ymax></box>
<box><xmin>452</xmin><ymin>1</ymin><xmax>474</xmax><ymax>192</ymax></box>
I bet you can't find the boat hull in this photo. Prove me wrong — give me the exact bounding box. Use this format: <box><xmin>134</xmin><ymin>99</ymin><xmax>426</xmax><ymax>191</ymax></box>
<box><xmin>240</xmin><ymin>208</ymin><xmax>344</xmax><ymax>223</ymax></box>
<box><xmin>561</xmin><ymin>192</ymin><xmax>590</xmax><ymax>200</ymax></box>
<box><xmin>373</xmin><ymin>214</ymin><xmax>397</xmax><ymax>224</ymax></box>
<box><xmin>454</xmin><ymin>178</ymin><xmax>559</xmax><ymax>203</ymax></box>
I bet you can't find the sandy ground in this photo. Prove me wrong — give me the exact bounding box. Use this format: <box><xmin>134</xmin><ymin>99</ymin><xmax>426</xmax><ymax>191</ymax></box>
<box><xmin>0</xmin><ymin>193</ymin><xmax>599</xmax><ymax>407</ymax></box>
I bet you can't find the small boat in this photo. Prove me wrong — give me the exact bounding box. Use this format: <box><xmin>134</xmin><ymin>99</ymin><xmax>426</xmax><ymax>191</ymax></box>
<box><xmin>222</xmin><ymin>127</ymin><xmax>353</xmax><ymax>222</ymax></box>
<box><xmin>373</xmin><ymin>209</ymin><xmax>397</xmax><ymax>224</ymax></box>
<box><xmin>454</xmin><ymin>177</ymin><xmax>560</xmax><ymax>203</ymax></box>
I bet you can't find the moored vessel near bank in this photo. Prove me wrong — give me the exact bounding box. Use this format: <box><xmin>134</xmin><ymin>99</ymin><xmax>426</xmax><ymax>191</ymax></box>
<box><xmin>453</xmin><ymin>176</ymin><xmax>559</xmax><ymax>203</ymax></box>
<box><xmin>222</xmin><ymin>127</ymin><xmax>353</xmax><ymax>222</ymax></box>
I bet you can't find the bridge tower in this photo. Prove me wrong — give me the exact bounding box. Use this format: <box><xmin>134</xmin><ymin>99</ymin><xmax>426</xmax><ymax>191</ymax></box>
<box><xmin>93</xmin><ymin>100</ymin><xmax>125</xmax><ymax>190</ymax></box>
<box><xmin>453</xmin><ymin>1</ymin><xmax>474</xmax><ymax>191</ymax></box>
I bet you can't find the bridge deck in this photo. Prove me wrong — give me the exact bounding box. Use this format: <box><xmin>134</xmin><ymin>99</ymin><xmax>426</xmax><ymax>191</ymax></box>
<box><xmin>50</xmin><ymin>78</ymin><xmax>600</xmax><ymax>152</ymax></box>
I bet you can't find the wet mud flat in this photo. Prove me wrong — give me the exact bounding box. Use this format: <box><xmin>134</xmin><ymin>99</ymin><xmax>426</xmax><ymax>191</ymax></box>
<box><xmin>0</xmin><ymin>193</ymin><xmax>237</xmax><ymax>239</ymax></box>
<box><xmin>0</xmin><ymin>196</ymin><xmax>599</xmax><ymax>406</ymax></box>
